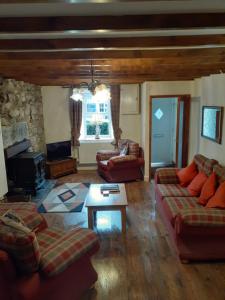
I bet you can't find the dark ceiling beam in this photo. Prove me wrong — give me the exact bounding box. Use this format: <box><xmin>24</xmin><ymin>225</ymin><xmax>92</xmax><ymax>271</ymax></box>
<box><xmin>2</xmin><ymin>35</ymin><xmax>225</xmax><ymax>50</ymax></box>
<box><xmin>0</xmin><ymin>48</ymin><xmax>225</xmax><ymax>59</ymax></box>
<box><xmin>0</xmin><ymin>13</ymin><xmax>225</xmax><ymax>33</ymax></box>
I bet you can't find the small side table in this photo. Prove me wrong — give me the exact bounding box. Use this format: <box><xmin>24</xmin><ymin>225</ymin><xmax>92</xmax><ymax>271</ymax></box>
<box><xmin>46</xmin><ymin>158</ymin><xmax>77</xmax><ymax>179</ymax></box>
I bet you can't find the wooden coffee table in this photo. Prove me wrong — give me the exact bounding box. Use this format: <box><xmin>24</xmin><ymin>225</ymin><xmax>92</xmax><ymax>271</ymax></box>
<box><xmin>85</xmin><ymin>184</ymin><xmax>128</xmax><ymax>234</ymax></box>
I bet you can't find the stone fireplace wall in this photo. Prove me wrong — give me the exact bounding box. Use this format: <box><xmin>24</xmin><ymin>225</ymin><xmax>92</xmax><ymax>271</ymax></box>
<box><xmin>0</xmin><ymin>79</ymin><xmax>45</xmax><ymax>151</ymax></box>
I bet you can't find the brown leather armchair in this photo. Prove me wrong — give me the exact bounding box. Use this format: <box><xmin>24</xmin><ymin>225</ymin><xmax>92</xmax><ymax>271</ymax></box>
<box><xmin>96</xmin><ymin>139</ymin><xmax>144</xmax><ymax>182</ymax></box>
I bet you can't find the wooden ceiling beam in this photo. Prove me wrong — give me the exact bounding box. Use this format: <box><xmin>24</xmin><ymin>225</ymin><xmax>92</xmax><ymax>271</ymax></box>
<box><xmin>0</xmin><ymin>48</ymin><xmax>225</xmax><ymax>60</ymax></box>
<box><xmin>2</xmin><ymin>35</ymin><xmax>225</xmax><ymax>50</ymax></box>
<box><xmin>0</xmin><ymin>13</ymin><xmax>225</xmax><ymax>33</ymax></box>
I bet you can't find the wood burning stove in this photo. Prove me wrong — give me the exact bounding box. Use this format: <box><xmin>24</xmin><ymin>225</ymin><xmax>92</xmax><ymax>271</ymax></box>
<box><xmin>5</xmin><ymin>140</ymin><xmax>45</xmax><ymax>195</ymax></box>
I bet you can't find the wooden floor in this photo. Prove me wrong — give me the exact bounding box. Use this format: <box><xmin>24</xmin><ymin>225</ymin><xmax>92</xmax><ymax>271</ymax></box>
<box><xmin>45</xmin><ymin>171</ymin><xmax>225</xmax><ymax>300</ymax></box>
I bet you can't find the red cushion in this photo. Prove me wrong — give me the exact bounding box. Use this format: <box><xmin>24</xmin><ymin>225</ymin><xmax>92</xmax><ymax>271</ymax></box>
<box><xmin>187</xmin><ymin>172</ymin><xmax>208</xmax><ymax>196</ymax></box>
<box><xmin>177</xmin><ymin>161</ymin><xmax>198</xmax><ymax>187</ymax></box>
<box><xmin>197</xmin><ymin>172</ymin><xmax>217</xmax><ymax>205</ymax></box>
<box><xmin>206</xmin><ymin>181</ymin><xmax>225</xmax><ymax>208</ymax></box>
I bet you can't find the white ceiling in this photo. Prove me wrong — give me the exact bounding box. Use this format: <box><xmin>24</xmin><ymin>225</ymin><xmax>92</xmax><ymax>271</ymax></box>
<box><xmin>0</xmin><ymin>0</ymin><xmax>225</xmax><ymax>17</ymax></box>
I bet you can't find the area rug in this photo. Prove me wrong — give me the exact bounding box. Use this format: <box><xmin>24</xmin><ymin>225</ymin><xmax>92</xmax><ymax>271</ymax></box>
<box><xmin>38</xmin><ymin>183</ymin><xmax>90</xmax><ymax>213</ymax></box>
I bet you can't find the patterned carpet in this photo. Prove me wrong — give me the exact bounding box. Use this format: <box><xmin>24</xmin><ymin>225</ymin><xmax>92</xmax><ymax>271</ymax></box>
<box><xmin>38</xmin><ymin>182</ymin><xmax>90</xmax><ymax>213</ymax></box>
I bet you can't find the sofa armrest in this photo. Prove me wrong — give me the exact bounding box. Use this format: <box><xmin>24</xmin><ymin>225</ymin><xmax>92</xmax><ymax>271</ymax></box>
<box><xmin>96</xmin><ymin>150</ymin><xmax>120</xmax><ymax>162</ymax></box>
<box><xmin>175</xmin><ymin>208</ymin><xmax>225</xmax><ymax>235</ymax></box>
<box><xmin>154</xmin><ymin>168</ymin><xmax>180</xmax><ymax>184</ymax></box>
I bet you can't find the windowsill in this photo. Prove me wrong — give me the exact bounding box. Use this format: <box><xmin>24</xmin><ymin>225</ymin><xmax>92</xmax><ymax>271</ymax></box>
<box><xmin>80</xmin><ymin>138</ymin><xmax>114</xmax><ymax>144</ymax></box>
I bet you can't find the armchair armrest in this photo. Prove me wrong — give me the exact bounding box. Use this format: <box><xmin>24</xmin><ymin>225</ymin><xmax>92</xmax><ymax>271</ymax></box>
<box><xmin>154</xmin><ymin>168</ymin><xmax>179</xmax><ymax>184</ymax></box>
<box><xmin>107</xmin><ymin>156</ymin><xmax>144</xmax><ymax>170</ymax></box>
<box><xmin>96</xmin><ymin>150</ymin><xmax>120</xmax><ymax>162</ymax></box>
<box><xmin>175</xmin><ymin>208</ymin><xmax>225</xmax><ymax>235</ymax></box>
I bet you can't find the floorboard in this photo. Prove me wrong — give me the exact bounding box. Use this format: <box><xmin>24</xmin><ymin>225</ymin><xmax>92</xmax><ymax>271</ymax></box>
<box><xmin>44</xmin><ymin>171</ymin><xmax>225</xmax><ymax>300</ymax></box>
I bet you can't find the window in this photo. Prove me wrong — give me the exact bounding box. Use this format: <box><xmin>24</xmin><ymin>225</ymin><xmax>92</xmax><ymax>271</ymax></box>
<box><xmin>79</xmin><ymin>88</ymin><xmax>113</xmax><ymax>140</ymax></box>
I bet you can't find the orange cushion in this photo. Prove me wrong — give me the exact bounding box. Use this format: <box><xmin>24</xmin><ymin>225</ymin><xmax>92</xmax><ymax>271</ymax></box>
<box><xmin>197</xmin><ymin>172</ymin><xmax>217</xmax><ymax>205</ymax></box>
<box><xmin>177</xmin><ymin>161</ymin><xmax>198</xmax><ymax>187</ymax></box>
<box><xmin>187</xmin><ymin>172</ymin><xmax>208</xmax><ymax>196</ymax></box>
<box><xmin>206</xmin><ymin>181</ymin><xmax>225</xmax><ymax>208</ymax></box>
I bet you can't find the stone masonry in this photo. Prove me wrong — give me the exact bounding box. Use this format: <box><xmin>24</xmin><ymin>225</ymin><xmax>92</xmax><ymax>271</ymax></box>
<box><xmin>0</xmin><ymin>79</ymin><xmax>45</xmax><ymax>151</ymax></box>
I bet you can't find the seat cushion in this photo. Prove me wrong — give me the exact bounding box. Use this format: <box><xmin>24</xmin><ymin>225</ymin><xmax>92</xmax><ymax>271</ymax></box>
<box><xmin>157</xmin><ymin>184</ymin><xmax>190</xmax><ymax>198</ymax></box>
<box><xmin>37</xmin><ymin>227</ymin><xmax>99</xmax><ymax>277</ymax></box>
<box><xmin>163</xmin><ymin>196</ymin><xmax>200</xmax><ymax>226</ymax></box>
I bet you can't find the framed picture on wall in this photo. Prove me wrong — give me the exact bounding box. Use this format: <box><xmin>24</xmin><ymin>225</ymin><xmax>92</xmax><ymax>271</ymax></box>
<box><xmin>201</xmin><ymin>106</ymin><xmax>223</xmax><ymax>144</ymax></box>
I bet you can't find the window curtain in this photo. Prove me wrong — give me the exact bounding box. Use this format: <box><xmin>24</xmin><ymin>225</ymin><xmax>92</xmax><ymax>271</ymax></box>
<box><xmin>110</xmin><ymin>85</ymin><xmax>122</xmax><ymax>147</ymax></box>
<box><xmin>69</xmin><ymin>88</ymin><xmax>82</xmax><ymax>146</ymax></box>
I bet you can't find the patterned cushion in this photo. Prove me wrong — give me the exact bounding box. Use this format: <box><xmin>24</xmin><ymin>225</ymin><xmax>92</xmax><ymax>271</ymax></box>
<box><xmin>128</xmin><ymin>143</ymin><xmax>139</xmax><ymax>158</ymax></box>
<box><xmin>213</xmin><ymin>164</ymin><xmax>225</xmax><ymax>184</ymax></box>
<box><xmin>37</xmin><ymin>227</ymin><xmax>98</xmax><ymax>277</ymax></box>
<box><xmin>0</xmin><ymin>222</ymin><xmax>40</xmax><ymax>274</ymax></box>
<box><xmin>204</xmin><ymin>159</ymin><xmax>218</xmax><ymax>176</ymax></box>
<box><xmin>109</xmin><ymin>154</ymin><xmax>137</xmax><ymax>164</ymax></box>
<box><xmin>157</xmin><ymin>184</ymin><xmax>190</xmax><ymax>198</ymax></box>
<box><xmin>194</xmin><ymin>154</ymin><xmax>207</xmax><ymax>172</ymax></box>
<box><xmin>118</xmin><ymin>139</ymin><xmax>132</xmax><ymax>151</ymax></box>
<box><xmin>163</xmin><ymin>196</ymin><xmax>200</xmax><ymax>225</ymax></box>
<box><xmin>155</xmin><ymin>168</ymin><xmax>179</xmax><ymax>184</ymax></box>
<box><xmin>178</xmin><ymin>208</ymin><xmax>225</xmax><ymax>227</ymax></box>
<box><xmin>194</xmin><ymin>154</ymin><xmax>218</xmax><ymax>176</ymax></box>
<box><xmin>0</xmin><ymin>210</ymin><xmax>47</xmax><ymax>232</ymax></box>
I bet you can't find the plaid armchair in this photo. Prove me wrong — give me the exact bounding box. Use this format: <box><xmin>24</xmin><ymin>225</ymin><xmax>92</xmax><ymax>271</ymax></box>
<box><xmin>96</xmin><ymin>139</ymin><xmax>144</xmax><ymax>182</ymax></box>
<box><xmin>0</xmin><ymin>202</ymin><xmax>99</xmax><ymax>300</ymax></box>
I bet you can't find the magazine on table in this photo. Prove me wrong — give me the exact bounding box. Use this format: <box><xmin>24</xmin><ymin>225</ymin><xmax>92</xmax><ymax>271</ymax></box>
<box><xmin>100</xmin><ymin>184</ymin><xmax>120</xmax><ymax>193</ymax></box>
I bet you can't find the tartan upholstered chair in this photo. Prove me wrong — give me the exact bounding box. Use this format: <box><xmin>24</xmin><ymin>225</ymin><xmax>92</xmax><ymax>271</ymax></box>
<box><xmin>0</xmin><ymin>202</ymin><xmax>99</xmax><ymax>300</ymax></box>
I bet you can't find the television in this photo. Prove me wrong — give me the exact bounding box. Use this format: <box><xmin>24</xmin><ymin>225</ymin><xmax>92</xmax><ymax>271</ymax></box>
<box><xmin>46</xmin><ymin>140</ymin><xmax>71</xmax><ymax>161</ymax></box>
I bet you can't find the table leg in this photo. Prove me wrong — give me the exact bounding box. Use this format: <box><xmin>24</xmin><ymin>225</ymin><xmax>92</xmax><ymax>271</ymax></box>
<box><xmin>88</xmin><ymin>208</ymin><xmax>94</xmax><ymax>229</ymax></box>
<box><xmin>121</xmin><ymin>207</ymin><xmax>127</xmax><ymax>234</ymax></box>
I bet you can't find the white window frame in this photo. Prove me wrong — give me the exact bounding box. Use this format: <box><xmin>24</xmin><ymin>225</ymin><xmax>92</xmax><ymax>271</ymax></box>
<box><xmin>79</xmin><ymin>89</ymin><xmax>113</xmax><ymax>141</ymax></box>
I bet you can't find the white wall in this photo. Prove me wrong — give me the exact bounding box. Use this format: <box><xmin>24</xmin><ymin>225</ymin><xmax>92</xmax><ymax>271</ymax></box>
<box><xmin>0</xmin><ymin>119</ymin><xmax>8</xmax><ymax>198</ymax></box>
<box><xmin>41</xmin><ymin>85</ymin><xmax>140</xmax><ymax>166</ymax></box>
<box><xmin>190</xmin><ymin>74</ymin><xmax>225</xmax><ymax>165</ymax></box>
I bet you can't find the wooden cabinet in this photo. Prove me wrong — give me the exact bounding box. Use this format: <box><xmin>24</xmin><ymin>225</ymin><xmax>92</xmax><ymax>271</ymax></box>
<box><xmin>46</xmin><ymin>158</ymin><xmax>77</xmax><ymax>179</ymax></box>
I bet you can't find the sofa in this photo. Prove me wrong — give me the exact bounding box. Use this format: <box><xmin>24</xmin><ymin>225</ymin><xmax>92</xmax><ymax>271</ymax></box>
<box><xmin>155</xmin><ymin>154</ymin><xmax>225</xmax><ymax>262</ymax></box>
<box><xmin>0</xmin><ymin>202</ymin><xmax>99</xmax><ymax>300</ymax></box>
<box><xmin>96</xmin><ymin>139</ymin><xmax>144</xmax><ymax>182</ymax></box>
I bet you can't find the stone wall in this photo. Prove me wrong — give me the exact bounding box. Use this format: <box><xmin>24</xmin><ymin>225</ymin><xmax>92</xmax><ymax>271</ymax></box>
<box><xmin>0</xmin><ymin>79</ymin><xmax>45</xmax><ymax>151</ymax></box>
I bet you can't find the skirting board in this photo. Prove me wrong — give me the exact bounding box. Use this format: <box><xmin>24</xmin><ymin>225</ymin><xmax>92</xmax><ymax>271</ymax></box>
<box><xmin>144</xmin><ymin>175</ymin><xmax>150</xmax><ymax>182</ymax></box>
<box><xmin>78</xmin><ymin>163</ymin><xmax>97</xmax><ymax>171</ymax></box>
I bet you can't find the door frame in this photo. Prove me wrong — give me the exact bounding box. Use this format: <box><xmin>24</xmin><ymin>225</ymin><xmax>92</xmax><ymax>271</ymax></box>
<box><xmin>149</xmin><ymin>95</ymin><xmax>190</xmax><ymax>179</ymax></box>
